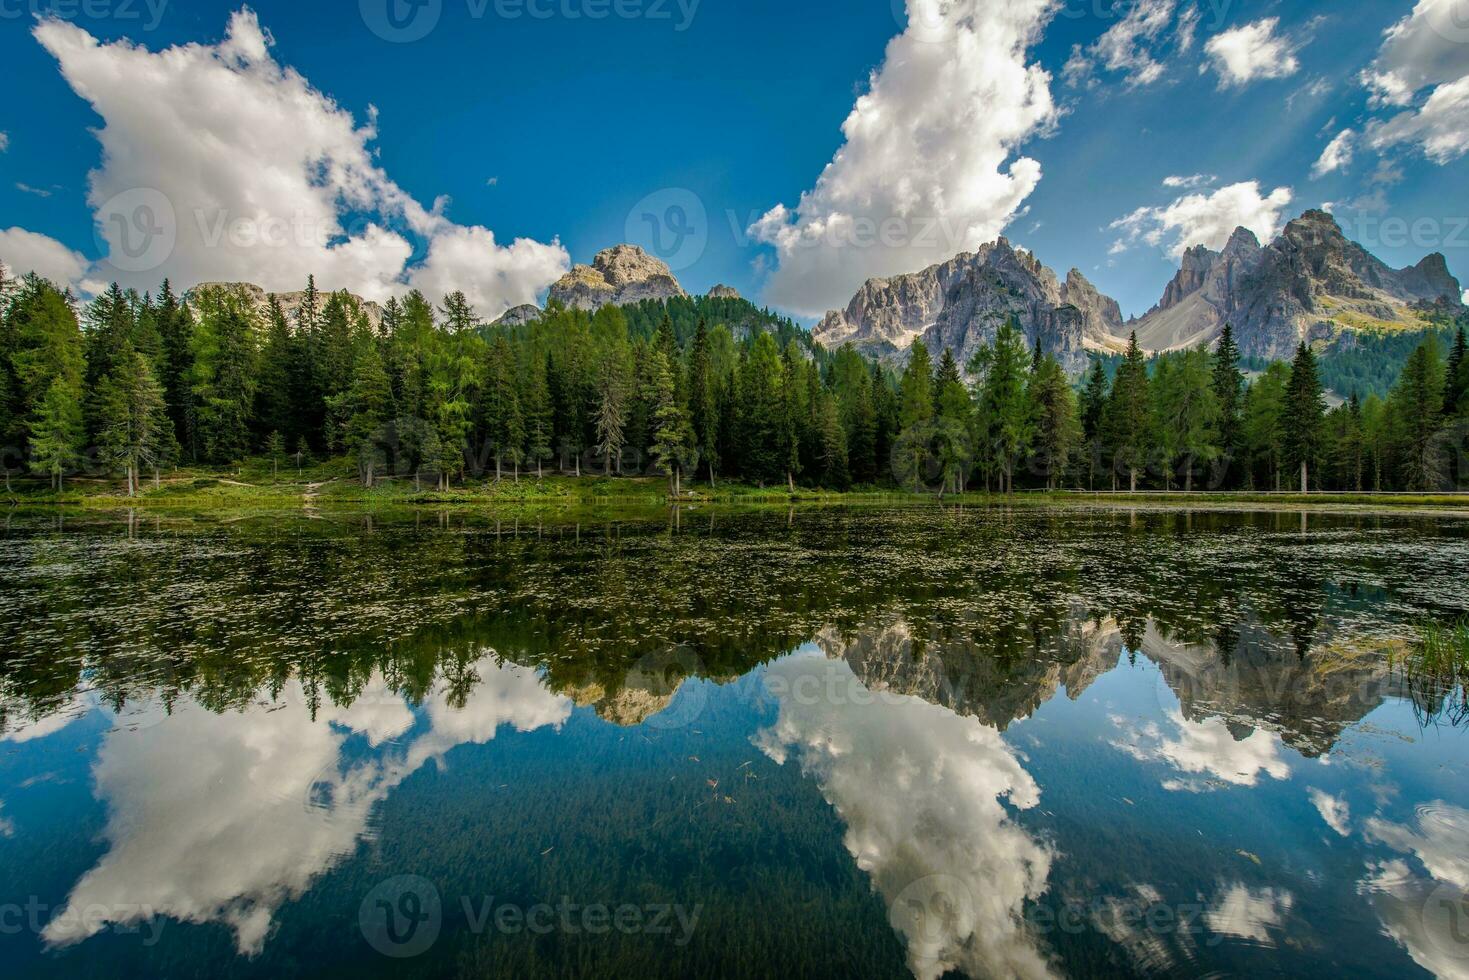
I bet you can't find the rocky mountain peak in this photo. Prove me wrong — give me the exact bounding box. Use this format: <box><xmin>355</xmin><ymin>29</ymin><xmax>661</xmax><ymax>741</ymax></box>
<box><xmin>814</xmin><ymin>239</ymin><xmax>1126</xmax><ymax>372</ymax></box>
<box><xmin>707</xmin><ymin>284</ymin><xmax>742</xmax><ymax>300</ymax></box>
<box><xmin>1132</xmin><ymin>209</ymin><xmax>1464</xmax><ymax>359</ymax></box>
<box><xmin>547</xmin><ymin>244</ymin><xmax>687</xmax><ymax>311</ymax></box>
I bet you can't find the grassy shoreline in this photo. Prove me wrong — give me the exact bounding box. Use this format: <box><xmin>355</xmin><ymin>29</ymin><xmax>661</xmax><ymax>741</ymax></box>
<box><xmin>5</xmin><ymin>461</ymin><xmax>1469</xmax><ymax>512</ymax></box>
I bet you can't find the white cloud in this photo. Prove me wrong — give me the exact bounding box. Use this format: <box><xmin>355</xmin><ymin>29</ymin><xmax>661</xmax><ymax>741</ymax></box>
<box><xmin>756</xmin><ymin>651</ymin><xmax>1057</xmax><ymax>980</ymax></box>
<box><xmin>43</xmin><ymin>660</ymin><xmax>571</xmax><ymax>955</ymax></box>
<box><xmin>0</xmin><ymin>228</ymin><xmax>91</xmax><ymax>294</ymax></box>
<box><xmin>1366</xmin><ymin>804</ymin><xmax>1469</xmax><ymax>890</ymax></box>
<box><xmin>1360</xmin><ymin>860</ymin><xmax>1469</xmax><ymax>980</ymax></box>
<box><xmin>33</xmin><ymin>10</ymin><xmax>568</xmax><ymax>315</ymax></box>
<box><xmin>1311</xmin><ymin>129</ymin><xmax>1356</xmax><ymax>178</ymax></box>
<box><xmin>1110</xmin><ymin>181</ymin><xmax>1293</xmax><ymax>260</ymax></box>
<box><xmin>750</xmin><ymin>0</ymin><xmax>1059</xmax><ymax>317</ymax></box>
<box><xmin>1204</xmin><ymin>883</ymin><xmax>1294</xmax><ymax>942</ymax></box>
<box><xmin>1110</xmin><ymin>708</ymin><xmax>1290</xmax><ymax>788</ymax></box>
<box><xmin>15</xmin><ymin>183</ymin><xmax>53</xmax><ymax>198</ymax></box>
<box><xmin>1361</xmin><ymin>0</ymin><xmax>1469</xmax><ymax>107</ymax></box>
<box><xmin>1203</xmin><ymin>18</ymin><xmax>1301</xmax><ymax>88</ymax></box>
<box><xmin>1064</xmin><ymin>0</ymin><xmax>1186</xmax><ymax>89</ymax></box>
<box><xmin>0</xmin><ymin>131</ymin><xmax>9</xmax><ymax>152</ymax></box>
<box><xmin>1162</xmin><ymin>174</ymin><xmax>1216</xmax><ymax>189</ymax></box>
<box><xmin>1359</xmin><ymin>0</ymin><xmax>1469</xmax><ymax>166</ymax></box>
<box><xmin>1308</xmin><ymin>789</ymin><xmax>1351</xmax><ymax>836</ymax></box>
<box><xmin>1368</xmin><ymin>75</ymin><xmax>1469</xmax><ymax>164</ymax></box>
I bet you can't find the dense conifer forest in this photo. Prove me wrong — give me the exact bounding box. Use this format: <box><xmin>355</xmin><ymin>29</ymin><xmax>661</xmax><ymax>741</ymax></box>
<box><xmin>2</xmin><ymin>264</ymin><xmax>1466</xmax><ymax>496</ymax></box>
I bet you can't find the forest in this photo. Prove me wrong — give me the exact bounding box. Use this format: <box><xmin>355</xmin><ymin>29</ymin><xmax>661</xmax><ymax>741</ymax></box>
<box><xmin>1</xmin><ymin>263</ymin><xmax>1467</xmax><ymax>497</ymax></box>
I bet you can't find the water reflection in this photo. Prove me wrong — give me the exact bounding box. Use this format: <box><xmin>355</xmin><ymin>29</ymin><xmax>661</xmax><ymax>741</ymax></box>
<box><xmin>756</xmin><ymin>652</ymin><xmax>1055</xmax><ymax>980</ymax></box>
<box><xmin>0</xmin><ymin>507</ymin><xmax>1466</xmax><ymax>978</ymax></box>
<box><xmin>43</xmin><ymin>659</ymin><xmax>569</xmax><ymax>954</ymax></box>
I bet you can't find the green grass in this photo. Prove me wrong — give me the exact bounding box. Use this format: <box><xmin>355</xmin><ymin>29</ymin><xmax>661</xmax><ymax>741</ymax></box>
<box><xmin>5</xmin><ymin>458</ymin><xmax>1469</xmax><ymax>512</ymax></box>
<box><xmin>1409</xmin><ymin>617</ymin><xmax>1469</xmax><ymax>679</ymax></box>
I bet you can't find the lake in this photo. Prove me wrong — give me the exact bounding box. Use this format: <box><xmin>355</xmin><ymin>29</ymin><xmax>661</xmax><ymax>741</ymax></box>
<box><xmin>1</xmin><ymin>505</ymin><xmax>1466</xmax><ymax>979</ymax></box>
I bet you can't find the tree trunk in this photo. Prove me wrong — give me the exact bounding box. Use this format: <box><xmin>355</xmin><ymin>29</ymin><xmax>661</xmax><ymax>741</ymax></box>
<box><xmin>1300</xmin><ymin>461</ymin><xmax>1309</xmax><ymax>495</ymax></box>
<box><xmin>1129</xmin><ymin>469</ymin><xmax>1138</xmax><ymax>493</ymax></box>
<box><xmin>496</xmin><ymin>455</ymin><xmax>502</xmax><ymax>482</ymax></box>
<box><xmin>788</xmin><ymin>471</ymin><xmax>795</xmax><ymax>494</ymax></box>
<box><xmin>537</xmin><ymin>459</ymin><xmax>543</xmax><ymax>480</ymax></box>
<box><xmin>1185</xmin><ymin>458</ymin><xmax>1194</xmax><ymax>493</ymax></box>
<box><xmin>709</xmin><ymin>460</ymin><xmax>717</xmax><ymax>491</ymax></box>
<box><xmin>575</xmin><ymin>455</ymin><xmax>581</xmax><ymax>478</ymax></box>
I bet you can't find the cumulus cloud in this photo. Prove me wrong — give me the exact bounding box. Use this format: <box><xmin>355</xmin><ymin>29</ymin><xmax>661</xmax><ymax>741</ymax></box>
<box><xmin>1203</xmin><ymin>18</ymin><xmax>1302</xmax><ymax>89</ymax></box>
<box><xmin>1362</xmin><ymin>0</ymin><xmax>1469</xmax><ymax>107</ymax></box>
<box><xmin>1311</xmin><ymin>129</ymin><xmax>1356</xmax><ymax>178</ymax></box>
<box><xmin>1110</xmin><ymin>181</ymin><xmax>1293</xmax><ymax>260</ymax></box>
<box><xmin>1204</xmin><ymin>883</ymin><xmax>1294</xmax><ymax>943</ymax></box>
<box><xmin>31</xmin><ymin>9</ymin><xmax>568</xmax><ymax>314</ymax></box>
<box><xmin>1110</xmin><ymin>708</ymin><xmax>1290</xmax><ymax>789</ymax></box>
<box><xmin>1308</xmin><ymin>789</ymin><xmax>1351</xmax><ymax>836</ymax></box>
<box><xmin>1366</xmin><ymin>804</ymin><xmax>1469</xmax><ymax>890</ymax></box>
<box><xmin>43</xmin><ymin>660</ymin><xmax>571</xmax><ymax>955</ymax></box>
<box><xmin>0</xmin><ymin>227</ymin><xmax>92</xmax><ymax>294</ymax></box>
<box><xmin>1063</xmin><ymin>0</ymin><xmax>1190</xmax><ymax>89</ymax></box>
<box><xmin>1368</xmin><ymin>76</ymin><xmax>1469</xmax><ymax>164</ymax></box>
<box><xmin>1359</xmin><ymin>858</ymin><xmax>1469</xmax><ymax>980</ymax></box>
<box><xmin>749</xmin><ymin>0</ymin><xmax>1059</xmax><ymax>317</ymax></box>
<box><xmin>1359</xmin><ymin>0</ymin><xmax>1469</xmax><ymax>165</ymax></box>
<box><xmin>756</xmin><ymin>651</ymin><xmax>1057</xmax><ymax>980</ymax></box>
<box><xmin>0</xmin><ymin>131</ymin><xmax>9</xmax><ymax>152</ymax></box>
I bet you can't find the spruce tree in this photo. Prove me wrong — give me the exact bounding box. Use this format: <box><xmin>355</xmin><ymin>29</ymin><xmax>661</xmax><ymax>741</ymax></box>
<box><xmin>1108</xmin><ymin>332</ymin><xmax>1152</xmax><ymax>492</ymax></box>
<box><xmin>1284</xmin><ymin>342</ymin><xmax>1326</xmax><ymax>493</ymax></box>
<box><xmin>1211</xmin><ymin>324</ymin><xmax>1244</xmax><ymax>485</ymax></box>
<box><xmin>96</xmin><ymin>345</ymin><xmax>167</xmax><ymax>496</ymax></box>
<box><xmin>1080</xmin><ymin>359</ymin><xmax>1109</xmax><ymax>490</ymax></box>
<box><xmin>1389</xmin><ymin>338</ymin><xmax>1447</xmax><ymax>491</ymax></box>
<box><xmin>687</xmin><ymin>319</ymin><xmax>720</xmax><ymax>486</ymax></box>
<box><xmin>29</xmin><ymin>379</ymin><xmax>84</xmax><ymax>491</ymax></box>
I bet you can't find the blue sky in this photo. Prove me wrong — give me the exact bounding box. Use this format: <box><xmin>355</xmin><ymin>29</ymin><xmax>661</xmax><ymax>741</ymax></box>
<box><xmin>1</xmin><ymin>0</ymin><xmax>1466</xmax><ymax>321</ymax></box>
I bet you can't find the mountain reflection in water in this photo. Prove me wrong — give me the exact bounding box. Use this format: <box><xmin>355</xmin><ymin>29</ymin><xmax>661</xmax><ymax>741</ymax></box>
<box><xmin>0</xmin><ymin>506</ymin><xmax>1466</xmax><ymax>978</ymax></box>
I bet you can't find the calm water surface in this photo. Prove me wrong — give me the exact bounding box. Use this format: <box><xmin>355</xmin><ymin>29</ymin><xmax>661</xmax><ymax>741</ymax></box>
<box><xmin>0</xmin><ymin>505</ymin><xmax>1466</xmax><ymax>979</ymax></box>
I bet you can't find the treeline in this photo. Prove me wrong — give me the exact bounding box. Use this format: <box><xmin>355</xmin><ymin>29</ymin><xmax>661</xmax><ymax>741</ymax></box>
<box><xmin>1</xmin><ymin>261</ymin><xmax>1466</xmax><ymax>496</ymax></box>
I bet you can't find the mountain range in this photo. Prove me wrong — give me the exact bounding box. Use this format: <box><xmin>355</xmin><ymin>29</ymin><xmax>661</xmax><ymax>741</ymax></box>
<box><xmin>811</xmin><ymin>209</ymin><xmax>1463</xmax><ymax>367</ymax></box>
<box><xmin>193</xmin><ymin>211</ymin><xmax>1462</xmax><ymax>376</ymax></box>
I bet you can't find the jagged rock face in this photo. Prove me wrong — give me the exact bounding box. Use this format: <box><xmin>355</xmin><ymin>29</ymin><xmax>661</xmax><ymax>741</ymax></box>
<box><xmin>189</xmin><ymin>282</ymin><xmax>383</xmax><ymax>329</ymax></box>
<box><xmin>707</xmin><ymin>284</ymin><xmax>742</xmax><ymax>300</ymax></box>
<box><xmin>1132</xmin><ymin>210</ymin><xmax>1463</xmax><ymax>359</ymax></box>
<box><xmin>493</xmin><ymin>304</ymin><xmax>542</xmax><ymax>327</ymax></box>
<box><xmin>547</xmin><ymin>244</ymin><xmax>687</xmax><ymax>311</ymax></box>
<box><xmin>814</xmin><ymin>240</ymin><xmax>1124</xmax><ymax>372</ymax></box>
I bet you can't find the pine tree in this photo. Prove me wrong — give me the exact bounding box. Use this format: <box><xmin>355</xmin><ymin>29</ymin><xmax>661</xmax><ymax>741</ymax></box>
<box><xmin>1284</xmin><ymin>343</ymin><xmax>1326</xmax><ymax>493</ymax></box>
<box><xmin>1212</xmin><ymin>324</ymin><xmax>1244</xmax><ymax>485</ymax></box>
<box><xmin>1243</xmin><ymin>363</ymin><xmax>1289</xmax><ymax>490</ymax></box>
<box><xmin>1153</xmin><ymin>348</ymin><xmax>1220</xmax><ymax>492</ymax></box>
<box><xmin>594</xmin><ymin>335</ymin><xmax>632</xmax><ymax>476</ymax></box>
<box><xmin>1080</xmin><ymin>359</ymin><xmax>1109</xmax><ymax>490</ymax></box>
<box><xmin>483</xmin><ymin>336</ymin><xmax>523</xmax><ymax>480</ymax></box>
<box><xmin>649</xmin><ymin>348</ymin><xmax>696</xmax><ymax>497</ymax></box>
<box><xmin>96</xmin><ymin>345</ymin><xmax>167</xmax><ymax>496</ymax></box>
<box><xmin>255</xmin><ymin>295</ymin><xmax>294</xmax><ymax>444</ymax></box>
<box><xmin>439</xmin><ymin>292</ymin><xmax>478</xmax><ymax>333</ymax></box>
<box><xmin>1108</xmin><ymin>332</ymin><xmax>1152</xmax><ymax>492</ymax></box>
<box><xmin>29</xmin><ymin>379</ymin><xmax>84</xmax><ymax>491</ymax></box>
<box><xmin>9</xmin><ymin>275</ymin><xmax>86</xmax><ymax>459</ymax></box>
<box><xmin>973</xmin><ymin>322</ymin><xmax>1032</xmax><ymax>493</ymax></box>
<box><xmin>687</xmin><ymin>319</ymin><xmax>720</xmax><ymax>486</ymax></box>
<box><xmin>335</xmin><ymin>338</ymin><xmax>392</xmax><ymax>487</ymax></box>
<box><xmin>1030</xmin><ymin>353</ymin><xmax>1080</xmax><ymax>491</ymax></box>
<box><xmin>1446</xmin><ymin>327</ymin><xmax>1467</xmax><ymax>416</ymax></box>
<box><xmin>524</xmin><ymin>353</ymin><xmax>554</xmax><ymax>479</ymax></box>
<box><xmin>190</xmin><ymin>286</ymin><xmax>259</xmax><ymax>465</ymax></box>
<box><xmin>1389</xmin><ymin>337</ymin><xmax>1447</xmax><ymax>491</ymax></box>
